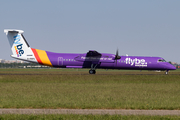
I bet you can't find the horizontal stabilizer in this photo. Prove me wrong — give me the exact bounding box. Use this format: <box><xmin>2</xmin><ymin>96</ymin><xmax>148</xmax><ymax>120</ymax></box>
<box><xmin>4</xmin><ymin>29</ymin><xmax>24</xmax><ymax>34</ymax></box>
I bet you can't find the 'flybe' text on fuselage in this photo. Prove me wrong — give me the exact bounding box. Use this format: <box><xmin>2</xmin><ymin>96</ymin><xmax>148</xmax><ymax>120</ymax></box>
<box><xmin>125</xmin><ymin>58</ymin><xmax>147</xmax><ymax>67</ymax></box>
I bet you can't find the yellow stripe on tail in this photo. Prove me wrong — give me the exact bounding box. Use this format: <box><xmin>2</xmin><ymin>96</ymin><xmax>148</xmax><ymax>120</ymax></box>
<box><xmin>35</xmin><ymin>49</ymin><xmax>53</xmax><ymax>67</ymax></box>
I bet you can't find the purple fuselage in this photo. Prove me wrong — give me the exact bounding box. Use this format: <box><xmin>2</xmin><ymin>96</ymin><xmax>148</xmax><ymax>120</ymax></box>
<box><xmin>45</xmin><ymin>51</ymin><xmax>176</xmax><ymax>71</ymax></box>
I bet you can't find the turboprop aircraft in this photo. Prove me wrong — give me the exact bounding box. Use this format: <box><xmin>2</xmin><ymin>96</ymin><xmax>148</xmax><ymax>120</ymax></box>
<box><xmin>4</xmin><ymin>29</ymin><xmax>176</xmax><ymax>74</ymax></box>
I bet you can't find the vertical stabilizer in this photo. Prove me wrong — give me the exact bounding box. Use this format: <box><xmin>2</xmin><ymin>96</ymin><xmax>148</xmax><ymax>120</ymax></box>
<box><xmin>4</xmin><ymin>29</ymin><xmax>36</xmax><ymax>62</ymax></box>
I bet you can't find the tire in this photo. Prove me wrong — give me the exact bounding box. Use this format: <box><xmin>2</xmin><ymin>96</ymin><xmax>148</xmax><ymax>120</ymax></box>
<box><xmin>89</xmin><ymin>70</ymin><xmax>96</xmax><ymax>74</ymax></box>
<box><xmin>89</xmin><ymin>70</ymin><xmax>94</xmax><ymax>74</ymax></box>
<box><xmin>93</xmin><ymin>70</ymin><xmax>96</xmax><ymax>74</ymax></box>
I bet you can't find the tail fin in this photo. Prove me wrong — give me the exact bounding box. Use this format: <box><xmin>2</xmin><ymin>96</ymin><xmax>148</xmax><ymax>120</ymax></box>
<box><xmin>4</xmin><ymin>29</ymin><xmax>36</xmax><ymax>62</ymax></box>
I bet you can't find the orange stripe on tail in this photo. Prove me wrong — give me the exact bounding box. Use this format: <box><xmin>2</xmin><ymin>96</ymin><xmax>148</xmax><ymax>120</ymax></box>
<box><xmin>31</xmin><ymin>48</ymin><xmax>43</xmax><ymax>65</ymax></box>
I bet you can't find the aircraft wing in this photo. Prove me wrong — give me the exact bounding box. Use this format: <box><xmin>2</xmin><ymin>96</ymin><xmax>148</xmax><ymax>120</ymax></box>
<box><xmin>86</xmin><ymin>50</ymin><xmax>102</xmax><ymax>57</ymax></box>
<box><xmin>75</xmin><ymin>50</ymin><xmax>114</xmax><ymax>63</ymax></box>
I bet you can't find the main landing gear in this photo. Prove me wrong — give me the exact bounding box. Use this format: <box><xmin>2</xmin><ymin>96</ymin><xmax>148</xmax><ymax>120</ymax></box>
<box><xmin>89</xmin><ymin>64</ymin><xmax>98</xmax><ymax>74</ymax></box>
<box><xmin>89</xmin><ymin>70</ymin><xmax>96</xmax><ymax>74</ymax></box>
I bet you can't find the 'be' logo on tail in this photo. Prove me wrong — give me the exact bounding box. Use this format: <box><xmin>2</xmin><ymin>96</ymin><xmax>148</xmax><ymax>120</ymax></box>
<box><xmin>14</xmin><ymin>35</ymin><xmax>24</xmax><ymax>57</ymax></box>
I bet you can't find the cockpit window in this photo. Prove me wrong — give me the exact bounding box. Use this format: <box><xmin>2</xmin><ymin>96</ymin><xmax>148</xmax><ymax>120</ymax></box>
<box><xmin>158</xmin><ymin>59</ymin><xmax>166</xmax><ymax>62</ymax></box>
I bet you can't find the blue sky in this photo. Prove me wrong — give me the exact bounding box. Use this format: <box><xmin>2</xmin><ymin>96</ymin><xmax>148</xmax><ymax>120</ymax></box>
<box><xmin>1</xmin><ymin>0</ymin><xmax>180</xmax><ymax>63</ymax></box>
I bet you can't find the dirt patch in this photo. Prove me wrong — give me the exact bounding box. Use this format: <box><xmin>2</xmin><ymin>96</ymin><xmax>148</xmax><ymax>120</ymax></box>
<box><xmin>1</xmin><ymin>109</ymin><xmax>180</xmax><ymax>115</ymax></box>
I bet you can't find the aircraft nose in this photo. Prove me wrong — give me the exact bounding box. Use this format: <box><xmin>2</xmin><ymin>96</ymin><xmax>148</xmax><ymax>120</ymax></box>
<box><xmin>167</xmin><ymin>64</ymin><xmax>176</xmax><ymax>70</ymax></box>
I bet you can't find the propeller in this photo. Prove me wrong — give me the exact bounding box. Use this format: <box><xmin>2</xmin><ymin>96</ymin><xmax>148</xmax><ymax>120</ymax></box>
<box><xmin>115</xmin><ymin>49</ymin><xmax>121</xmax><ymax>59</ymax></box>
<box><xmin>114</xmin><ymin>49</ymin><xmax>121</xmax><ymax>65</ymax></box>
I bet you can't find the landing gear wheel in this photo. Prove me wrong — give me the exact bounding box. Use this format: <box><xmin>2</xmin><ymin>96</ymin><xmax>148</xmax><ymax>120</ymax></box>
<box><xmin>93</xmin><ymin>70</ymin><xmax>96</xmax><ymax>74</ymax></box>
<box><xmin>89</xmin><ymin>70</ymin><xmax>96</xmax><ymax>74</ymax></box>
<box><xmin>89</xmin><ymin>70</ymin><xmax>93</xmax><ymax>74</ymax></box>
<box><xmin>165</xmin><ymin>69</ymin><xmax>169</xmax><ymax>75</ymax></box>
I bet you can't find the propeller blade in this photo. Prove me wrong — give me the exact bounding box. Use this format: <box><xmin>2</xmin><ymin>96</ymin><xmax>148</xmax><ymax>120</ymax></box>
<box><xmin>116</xmin><ymin>49</ymin><xmax>118</xmax><ymax>56</ymax></box>
<box><xmin>115</xmin><ymin>49</ymin><xmax>121</xmax><ymax>60</ymax></box>
<box><xmin>115</xmin><ymin>49</ymin><xmax>121</xmax><ymax>65</ymax></box>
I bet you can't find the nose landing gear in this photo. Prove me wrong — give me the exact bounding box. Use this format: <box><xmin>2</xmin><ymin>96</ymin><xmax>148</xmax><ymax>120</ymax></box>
<box><xmin>165</xmin><ymin>70</ymin><xmax>169</xmax><ymax>75</ymax></box>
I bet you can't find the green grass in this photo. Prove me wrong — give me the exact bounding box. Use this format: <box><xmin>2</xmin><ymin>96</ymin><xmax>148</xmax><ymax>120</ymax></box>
<box><xmin>0</xmin><ymin>68</ymin><xmax>180</xmax><ymax>109</ymax></box>
<box><xmin>0</xmin><ymin>114</ymin><xmax>180</xmax><ymax>120</ymax></box>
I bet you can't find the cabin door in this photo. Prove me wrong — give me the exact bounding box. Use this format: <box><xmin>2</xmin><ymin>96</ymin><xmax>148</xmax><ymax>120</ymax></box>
<box><xmin>58</xmin><ymin>57</ymin><xmax>63</xmax><ymax>66</ymax></box>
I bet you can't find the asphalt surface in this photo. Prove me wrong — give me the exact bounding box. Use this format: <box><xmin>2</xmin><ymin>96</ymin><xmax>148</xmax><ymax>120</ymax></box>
<box><xmin>0</xmin><ymin>73</ymin><xmax>179</xmax><ymax>75</ymax></box>
<box><xmin>1</xmin><ymin>109</ymin><xmax>180</xmax><ymax>115</ymax></box>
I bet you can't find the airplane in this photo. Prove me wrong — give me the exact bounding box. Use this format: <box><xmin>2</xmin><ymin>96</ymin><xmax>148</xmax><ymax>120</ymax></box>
<box><xmin>4</xmin><ymin>29</ymin><xmax>176</xmax><ymax>74</ymax></box>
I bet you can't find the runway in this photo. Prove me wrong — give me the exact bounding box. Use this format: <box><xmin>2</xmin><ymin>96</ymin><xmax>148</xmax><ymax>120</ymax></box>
<box><xmin>0</xmin><ymin>73</ymin><xmax>179</xmax><ymax>75</ymax></box>
<box><xmin>1</xmin><ymin>109</ymin><xmax>180</xmax><ymax>115</ymax></box>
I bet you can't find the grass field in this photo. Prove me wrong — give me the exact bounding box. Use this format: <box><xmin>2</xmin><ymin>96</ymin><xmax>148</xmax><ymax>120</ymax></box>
<box><xmin>0</xmin><ymin>68</ymin><xmax>180</xmax><ymax>109</ymax></box>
